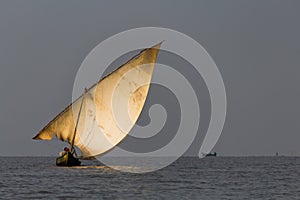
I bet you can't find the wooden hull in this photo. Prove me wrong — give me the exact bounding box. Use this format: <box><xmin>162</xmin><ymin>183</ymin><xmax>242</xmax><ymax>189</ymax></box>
<box><xmin>56</xmin><ymin>152</ymin><xmax>81</xmax><ymax>166</ymax></box>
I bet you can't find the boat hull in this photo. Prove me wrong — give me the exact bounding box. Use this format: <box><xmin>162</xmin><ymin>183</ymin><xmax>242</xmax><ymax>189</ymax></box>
<box><xmin>56</xmin><ymin>152</ymin><xmax>81</xmax><ymax>166</ymax></box>
<box><xmin>206</xmin><ymin>152</ymin><xmax>217</xmax><ymax>157</ymax></box>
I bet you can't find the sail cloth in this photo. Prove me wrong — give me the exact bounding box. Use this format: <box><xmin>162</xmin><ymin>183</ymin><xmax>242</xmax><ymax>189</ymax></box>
<box><xmin>33</xmin><ymin>43</ymin><xmax>161</xmax><ymax>158</ymax></box>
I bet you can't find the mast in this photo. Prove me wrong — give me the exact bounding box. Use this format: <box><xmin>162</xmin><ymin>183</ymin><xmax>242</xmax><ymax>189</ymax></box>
<box><xmin>70</xmin><ymin>88</ymin><xmax>87</xmax><ymax>155</ymax></box>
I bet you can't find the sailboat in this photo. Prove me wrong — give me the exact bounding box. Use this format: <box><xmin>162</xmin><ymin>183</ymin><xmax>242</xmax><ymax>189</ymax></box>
<box><xmin>32</xmin><ymin>43</ymin><xmax>162</xmax><ymax>166</ymax></box>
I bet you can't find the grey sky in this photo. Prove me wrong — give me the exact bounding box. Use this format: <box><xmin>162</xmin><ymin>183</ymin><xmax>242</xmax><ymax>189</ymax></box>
<box><xmin>0</xmin><ymin>0</ymin><xmax>299</xmax><ymax>156</ymax></box>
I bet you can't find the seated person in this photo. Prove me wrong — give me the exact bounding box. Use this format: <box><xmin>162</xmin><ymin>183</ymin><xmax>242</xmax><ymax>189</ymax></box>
<box><xmin>58</xmin><ymin>147</ymin><xmax>69</xmax><ymax>157</ymax></box>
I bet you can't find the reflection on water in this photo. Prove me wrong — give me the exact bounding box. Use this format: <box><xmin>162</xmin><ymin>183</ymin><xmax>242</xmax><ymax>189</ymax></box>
<box><xmin>68</xmin><ymin>165</ymin><xmax>153</xmax><ymax>173</ymax></box>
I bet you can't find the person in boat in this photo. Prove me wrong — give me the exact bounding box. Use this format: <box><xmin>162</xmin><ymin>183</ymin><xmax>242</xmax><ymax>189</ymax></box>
<box><xmin>59</xmin><ymin>147</ymin><xmax>69</xmax><ymax>157</ymax></box>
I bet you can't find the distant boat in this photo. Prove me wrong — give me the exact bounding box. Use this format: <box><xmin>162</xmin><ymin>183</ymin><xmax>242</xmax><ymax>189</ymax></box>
<box><xmin>32</xmin><ymin>43</ymin><xmax>162</xmax><ymax>166</ymax></box>
<box><xmin>205</xmin><ymin>152</ymin><xmax>217</xmax><ymax>157</ymax></box>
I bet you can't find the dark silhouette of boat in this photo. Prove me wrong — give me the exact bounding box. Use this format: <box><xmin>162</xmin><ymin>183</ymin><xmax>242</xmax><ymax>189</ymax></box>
<box><xmin>205</xmin><ymin>152</ymin><xmax>217</xmax><ymax>157</ymax></box>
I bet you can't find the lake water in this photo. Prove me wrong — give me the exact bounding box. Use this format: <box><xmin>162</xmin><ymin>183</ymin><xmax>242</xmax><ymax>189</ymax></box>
<box><xmin>0</xmin><ymin>156</ymin><xmax>299</xmax><ymax>199</ymax></box>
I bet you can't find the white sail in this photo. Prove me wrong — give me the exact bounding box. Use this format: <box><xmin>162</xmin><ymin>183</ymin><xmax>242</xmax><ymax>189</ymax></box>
<box><xmin>33</xmin><ymin>43</ymin><xmax>161</xmax><ymax>158</ymax></box>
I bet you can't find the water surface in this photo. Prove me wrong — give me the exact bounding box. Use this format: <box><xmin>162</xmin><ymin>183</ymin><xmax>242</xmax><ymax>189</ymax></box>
<box><xmin>0</xmin><ymin>157</ymin><xmax>299</xmax><ymax>199</ymax></box>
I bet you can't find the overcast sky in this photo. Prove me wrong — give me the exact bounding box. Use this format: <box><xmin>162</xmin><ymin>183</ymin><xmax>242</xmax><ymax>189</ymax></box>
<box><xmin>0</xmin><ymin>0</ymin><xmax>300</xmax><ymax>156</ymax></box>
